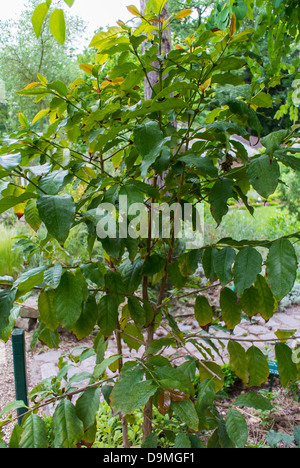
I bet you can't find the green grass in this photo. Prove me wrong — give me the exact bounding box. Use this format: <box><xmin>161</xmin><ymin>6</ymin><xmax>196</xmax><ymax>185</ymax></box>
<box><xmin>205</xmin><ymin>204</ymin><xmax>300</xmax><ymax>245</ymax></box>
<box><xmin>0</xmin><ymin>225</ymin><xmax>23</xmax><ymax>279</ymax></box>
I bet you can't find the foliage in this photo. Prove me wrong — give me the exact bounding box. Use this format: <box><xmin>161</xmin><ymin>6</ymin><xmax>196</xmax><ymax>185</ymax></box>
<box><xmin>0</xmin><ymin>0</ymin><xmax>86</xmax><ymax>133</ymax></box>
<box><xmin>0</xmin><ymin>225</ymin><xmax>23</xmax><ymax>279</ymax></box>
<box><xmin>0</xmin><ymin>0</ymin><xmax>300</xmax><ymax>449</ymax></box>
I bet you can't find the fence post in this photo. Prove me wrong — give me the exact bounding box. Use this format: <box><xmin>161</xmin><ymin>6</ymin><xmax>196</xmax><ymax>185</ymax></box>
<box><xmin>12</xmin><ymin>329</ymin><xmax>28</xmax><ymax>425</ymax></box>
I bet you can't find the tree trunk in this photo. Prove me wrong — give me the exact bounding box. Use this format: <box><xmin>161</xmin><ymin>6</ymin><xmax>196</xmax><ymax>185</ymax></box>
<box><xmin>140</xmin><ymin>0</ymin><xmax>172</xmax><ymax>443</ymax></box>
<box><xmin>140</xmin><ymin>0</ymin><xmax>172</xmax><ymax>100</ymax></box>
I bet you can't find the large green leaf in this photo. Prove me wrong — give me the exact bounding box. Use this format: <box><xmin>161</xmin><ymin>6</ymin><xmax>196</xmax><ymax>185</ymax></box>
<box><xmin>38</xmin><ymin>289</ymin><xmax>59</xmax><ymax>331</ymax></box>
<box><xmin>194</xmin><ymin>295</ymin><xmax>213</xmax><ymax>327</ymax></box>
<box><xmin>110</xmin><ymin>364</ymin><xmax>158</xmax><ymax>415</ymax></box>
<box><xmin>255</xmin><ymin>274</ymin><xmax>277</xmax><ymax>321</ymax></box>
<box><xmin>246</xmin><ymin>346</ymin><xmax>269</xmax><ymax>386</ymax></box>
<box><xmin>247</xmin><ymin>154</ymin><xmax>280</xmax><ymax>199</ymax></box>
<box><xmin>208</xmin><ymin>178</ymin><xmax>233</xmax><ymax>225</ymax></box>
<box><xmin>266</xmin><ymin>238</ymin><xmax>297</xmax><ymax>300</ymax></box>
<box><xmin>234</xmin><ymin>392</ymin><xmax>273</xmax><ymax>411</ymax></box>
<box><xmin>0</xmin><ymin>289</ymin><xmax>16</xmax><ymax>336</ymax></box>
<box><xmin>32</xmin><ymin>2</ymin><xmax>49</xmax><ymax>38</ymax></box>
<box><xmin>14</xmin><ymin>266</ymin><xmax>47</xmax><ymax>295</ymax></box>
<box><xmin>73</xmin><ymin>295</ymin><xmax>99</xmax><ymax>340</ymax></box>
<box><xmin>220</xmin><ymin>288</ymin><xmax>241</xmax><ymax>330</ymax></box>
<box><xmin>44</xmin><ymin>263</ymin><xmax>63</xmax><ymax>289</ymax></box>
<box><xmin>119</xmin><ymin>258</ymin><xmax>144</xmax><ymax>294</ymax></box>
<box><xmin>228</xmin><ymin>340</ymin><xmax>249</xmax><ymax>384</ymax></box>
<box><xmin>133</xmin><ymin>121</ymin><xmax>165</xmax><ymax>177</ymax></box>
<box><xmin>37</xmin><ymin>194</ymin><xmax>76</xmax><ymax>244</ymax></box>
<box><xmin>261</xmin><ymin>130</ymin><xmax>288</xmax><ymax>155</ymax></box>
<box><xmin>53</xmin><ymin>399</ymin><xmax>84</xmax><ymax>448</ymax></box>
<box><xmin>127</xmin><ymin>296</ymin><xmax>146</xmax><ymax>328</ymax></box>
<box><xmin>213</xmin><ymin>247</ymin><xmax>236</xmax><ymax>286</ymax></box>
<box><xmin>225</xmin><ymin>409</ymin><xmax>248</xmax><ymax>448</ymax></box>
<box><xmin>53</xmin><ymin>271</ymin><xmax>83</xmax><ymax>330</ymax></box>
<box><xmin>20</xmin><ymin>414</ymin><xmax>49</xmax><ymax>449</ymax></box>
<box><xmin>97</xmin><ymin>294</ymin><xmax>120</xmax><ymax>337</ymax></box>
<box><xmin>171</xmin><ymin>399</ymin><xmax>199</xmax><ymax>432</ymax></box>
<box><xmin>0</xmin><ymin>193</ymin><xmax>38</xmax><ymax>215</ymax></box>
<box><xmin>0</xmin><ymin>154</ymin><xmax>21</xmax><ymax>171</ymax></box>
<box><xmin>75</xmin><ymin>387</ymin><xmax>100</xmax><ymax>431</ymax></box>
<box><xmin>233</xmin><ymin>246</ymin><xmax>262</xmax><ymax>297</ymax></box>
<box><xmin>49</xmin><ymin>9</ymin><xmax>66</xmax><ymax>45</ymax></box>
<box><xmin>275</xmin><ymin>342</ymin><xmax>298</xmax><ymax>387</ymax></box>
<box><xmin>240</xmin><ymin>286</ymin><xmax>260</xmax><ymax>317</ymax></box>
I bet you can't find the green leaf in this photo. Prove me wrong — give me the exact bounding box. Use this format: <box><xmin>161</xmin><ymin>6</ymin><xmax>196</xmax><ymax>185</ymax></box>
<box><xmin>209</xmin><ymin>178</ymin><xmax>233</xmax><ymax>225</ymax></box>
<box><xmin>49</xmin><ymin>9</ymin><xmax>66</xmax><ymax>44</ymax></box>
<box><xmin>63</xmin><ymin>0</ymin><xmax>75</xmax><ymax>6</ymax></box>
<box><xmin>44</xmin><ymin>263</ymin><xmax>63</xmax><ymax>289</ymax></box>
<box><xmin>24</xmin><ymin>199</ymin><xmax>41</xmax><ymax>231</ymax></box>
<box><xmin>133</xmin><ymin>121</ymin><xmax>165</xmax><ymax>177</ymax></box>
<box><xmin>122</xmin><ymin>323</ymin><xmax>144</xmax><ymax>351</ymax></box>
<box><xmin>80</xmin><ymin>262</ymin><xmax>106</xmax><ymax>288</ymax></box>
<box><xmin>18</xmin><ymin>112</ymin><xmax>29</xmax><ymax>128</ymax></box>
<box><xmin>255</xmin><ymin>274</ymin><xmax>277</xmax><ymax>321</ymax></box>
<box><xmin>97</xmin><ymin>294</ymin><xmax>120</xmax><ymax>337</ymax></box>
<box><xmin>225</xmin><ymin>409</ymin><xmax>248</xmax><ymax>448</ymax></box>
<box><xmin>213</xmin><ymin>247</ymin><xmax>236</xmax><ymax>286</ymax></box>
<box><xmin>119</xmin><ymin>258</ymin><xmax>144</xmax><ymax>294</ymax></box>
<box><xmin>194</xmin><ymin>295</ymin><xmax>213</xmax><ymax>327</ymax></box>
<box><xmin>171</xmin><ymin>399</ymin><xmax>199</xmax><ymax>432</ymax></box>
<box><xmin>227</xmin><ymin>99</ymin><xmax>262</xmax><ymax>135</ymax></box>
<box><xmin>240</xmin><ymin>286</ymin><xmax>260</xmax><ymax>317</ymax></box>
<box><xmin>228</xmin><ymin>340</ymin><xmax>249</xmax><ymax>384</ymax></box>
<box><xmin>75</xmin><ymin>387</ymin><xmax>100</xmax><ymax>431</ymax></box>
<box><xmin>233</xmin><ymin>246</ymin><xmax>262</xmax><ymax>297</ymax></box>
<box><xmin>142</xmin><ymin>254</ymin><xmax>165</xmax><ymax>276</ymax></box>
<box><xmin>234</xmin><ymin>392</ymin><xmax>273</xmax><ymax>411</ymax></box>
<box><xmin>251</xmin><ymin>92</ymin><xmax>273</xmax><ymax>109</ymax></box>
<box><xmin>247</xmin><ymin>154</ymin><xmax>280</xmax><ymax>199</ymax></box>
<box><xmin>73</xmin><ymin>295</ymin><xmax>99</xmax><ymax>340</ymax></box>
<box><xmin>127</xmin><ymin>296</ymin><xmax>146</xmax><ymax>328</ymax></box>
<box><xmin>275</xmin><ymin>342</ymin><xmax>297</xmax><ymax>387</ymax></box>
<box><xmin>178</xmin><ymin>154</ymin><xmax>218</xmax><ymax>177</ymax></box>
<box><xmin>14</xmin><ymin>266</ymin><xmax>46</xmax><ymax>294</ymax></box>
<box><xmin>220</xmin><ymin>288</ymin><xmax>241</xmax><ymax>330</ymax></box>
<box><xmin>0</xmin><ymin>154</ymin><xmax>21</xmax><ymax>171</ymax></box>
<box><xmin>38</xmin><ymin>289</ymin><xmax>59</xmax><ymax>331</ymax></box>
<box><xmin>20</xmin><ymin>414</ymin><xmax>49</xmax><ymax>448</ymax></box>
<box><xmin>0</xmin><ymin>289</ymin><xmax>16</xmax><ymax>335</ymax></box>
<box><xmin>266</xmin><ymin>430</ymin><xmax>294</xmax><ymax>448</ymax></box>
<box><xmin>168</xmin><ymin>260</ymin><xmax>186</xmax><ymax>289</ymax></box>
<box><xmin>266</xmin><ymin>238</ymin><xmax>297</xmax><ymax>300</ymax></box>
<box><xmin>32</xmin><ymin>2</ymin><xmax>49</xmax><ymax>39</ymax></box>
<box><xmin>246</xmin><ymin>346</ymin><xmax>269</xmax><ymax>386</ymax></box>
<box><xmin>275</xmin><ymin>151</ymin><xmax>300</xmax><ymax>172</ymax></box>
<box><xmin>37</xmin><ymin>194</ymin><xmax>76</xmax><ymax>244</ymax></box>
<box><xmin>38</xmin><ymin>170</ymin><xmax>70</xmax><ymax>195</ymax></box>
<box><xmin>261</xmin><ymin>130</ymin><xmax>288</xmax><ymax>155</ymax></box>
<box><xmin>53</xmin><ymin>271</ymin><xmax>83</xmax><ymax>330</ymax></box>
<box><xmin>36</xmin><ymin>323</ymin><xmax>60</xmax><ymax>348</ymax></box>
<box><xmin>198</xmin><ymin>362</ymin><xmax>224</xmax><ymax>393</ymax></box>
<box><xmin>0</xmin><ymin>193</ymin><xmax>38</xmax><ymax>215</ymax></box>
<box><xmin>174</xmin><ymin>432</ymin><xmax>192</xmax><ymax>448</ymax></box>
<box><xmin>111</xmin><ymin>365</ymin><xmax>158</xmax><ymax>415</ymax></box>
<box><xmin>53</xmin><ymin>399</ymin><xmax>84</xmax><ymax>448</ymax></box>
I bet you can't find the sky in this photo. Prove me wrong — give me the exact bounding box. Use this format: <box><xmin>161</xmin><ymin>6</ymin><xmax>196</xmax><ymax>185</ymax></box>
<box><xmin>0</xmin><ymin>0</ymin><xmax>141</xmax><ymax>33</ymax></box>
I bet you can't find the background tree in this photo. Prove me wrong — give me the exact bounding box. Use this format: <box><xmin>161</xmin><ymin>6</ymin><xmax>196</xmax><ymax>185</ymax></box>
<box><xmin>0</xmin><ymin>0</ymin><xmax>86</xmax><ymax>133</ymax></box>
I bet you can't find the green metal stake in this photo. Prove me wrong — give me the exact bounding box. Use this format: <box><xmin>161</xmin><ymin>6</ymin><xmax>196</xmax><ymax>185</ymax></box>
<box><xmin>12</xmin><ymin>329</ymin><xmax>28</xmax><ymax>425</ymax></box>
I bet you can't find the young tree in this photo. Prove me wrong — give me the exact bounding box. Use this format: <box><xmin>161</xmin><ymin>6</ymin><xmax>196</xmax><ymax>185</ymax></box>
<box><xmin>0</xmin><ymin>0</ymin><xmax>300</xmax><ymax>449</ymax></box>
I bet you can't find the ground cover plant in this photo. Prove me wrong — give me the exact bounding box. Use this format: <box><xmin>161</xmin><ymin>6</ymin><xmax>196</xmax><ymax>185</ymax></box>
<box><xmin>0</xmin><ymin>0</ymin><xmax>300</xmax><ymax>449</ymax></box>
